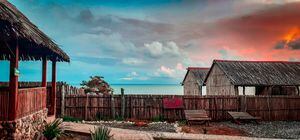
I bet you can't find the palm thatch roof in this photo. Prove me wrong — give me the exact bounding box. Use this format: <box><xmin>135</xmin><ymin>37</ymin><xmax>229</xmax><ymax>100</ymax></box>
<box><xmin>204</xmin><ymin>60</ymin><xmax>300</xmax><ymax>86</ymax></box>
<box><xmin>182</xmin><ymin>67</ymin><xmax>209</xmax><ymax>85</ymax></box>
<box><xmin>0</xmin><ymin>0</ymin><xmax>69</xmax><ymax>62</ymax></box>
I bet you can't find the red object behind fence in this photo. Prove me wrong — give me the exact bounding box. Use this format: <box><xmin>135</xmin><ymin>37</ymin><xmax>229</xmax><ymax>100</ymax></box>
<box><xmin>163</xmin><ymin>97</ymin><xmax>183</xmax><ymax>109</ymax></box>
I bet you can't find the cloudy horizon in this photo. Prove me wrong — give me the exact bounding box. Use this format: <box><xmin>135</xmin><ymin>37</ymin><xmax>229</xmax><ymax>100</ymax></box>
<box><xmin>1</xmin><ymin>0</ymin><xmax>300</xmax><ymax>85</ymax></box>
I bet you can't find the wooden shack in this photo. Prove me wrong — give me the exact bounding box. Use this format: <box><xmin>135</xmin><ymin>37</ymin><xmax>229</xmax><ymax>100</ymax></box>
<box><xmin>182</xmin><ymin>67</ymin><xmax>209</xmax><ymax>95</ymax></box>
<box><xmin>204</xmin><ymin>60</ymin><xmax>300</xmax><ymax>96</ymax></box>
<box><xmin>0</xmin><ymin>1</ymin><xmax>69</xmax><ymax>139</ymax></box>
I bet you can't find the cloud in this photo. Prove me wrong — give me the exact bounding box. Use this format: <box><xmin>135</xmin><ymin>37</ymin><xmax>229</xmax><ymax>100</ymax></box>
<box><xmin>120</xmin><ymin>71</ymin><xmax>149</xmax><ymax>81</ymax></box>
<box><xmin>12</xmin><ymin>0</ymin><xmax>300</xmax><ymax>84</ymax></box>
<box><xmin>287</xmin><ymin>38</ymin><xmax>300</xmax><ymax>50</ymax></box>
<box><xmin>120</xmin><ymin>77</ymin><xmax>133</xmax><ymax>81</ymax></box>
<box><xmin>154</xmin><ymin>63</ymin><xmax>186</xmax><ymax>79</ymax></box>
<box><xmin>274</xmin><ymin>40</ymin><xmax>287</xmax><ymax>49</ymax></box>
<box><xmin>176</xmin><ymin>63</ymin><xmax>184</xmax><ymax>71</ymax></box>
<box><xmin>122</xmin><ymin>58</ymin><xmax>145</xmax><ymax>65</ymax></box>
<box><xmin>144</xmin><ymin>41</ymin><xmax>181</xmax><ymax>58</ymax></box>
<box><xmin>160</xmin><ymin>66</ymin><xmax>175</xmax><ymax>76</ymax></box>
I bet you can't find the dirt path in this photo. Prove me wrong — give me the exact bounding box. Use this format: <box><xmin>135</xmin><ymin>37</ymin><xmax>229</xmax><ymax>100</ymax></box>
<box><xmin>180</xmin><ymin>123</ymin><xmax>248</xmax><ymax>136</ymax></box>
<box><xmin>62</xmin><ymin>122</ymin><xmax>274</xmax><ymax>140</ymax></box>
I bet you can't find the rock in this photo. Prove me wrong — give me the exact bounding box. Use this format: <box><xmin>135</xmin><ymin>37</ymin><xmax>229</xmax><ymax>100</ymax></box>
<box><xmin>0</xmin><ymin>109</ymin><xmax>48</xmax><ymax>139</ymax></box>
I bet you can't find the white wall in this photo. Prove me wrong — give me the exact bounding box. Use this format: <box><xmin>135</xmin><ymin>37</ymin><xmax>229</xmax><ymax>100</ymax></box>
<box><xmin>202</xmin><ymin>86</ymin><xmax>206</xmax><ymax>95</ymax></box>
<box><xmin>238</xmin><ymin>86</ymin><xmax>255</xmax><ymax>95</ymax></box>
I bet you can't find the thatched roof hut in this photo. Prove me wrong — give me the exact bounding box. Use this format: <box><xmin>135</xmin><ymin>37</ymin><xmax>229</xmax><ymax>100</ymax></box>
<box><xmin>204</xmin><ymin>60</ymin><xmax>300</xmax><ymax>96</ymax></box>
<box><xmin>0</xmin><ymin>0</ymin><xmax>69</xmax><ymax>62</ymax></box>
<box><xmin>182</xmin><ymin>67</ymin><xmax>209</xmax><ymax>86</ymax></box>
<box><xmin>0</xmin><ymin>1</ymin><xmax>69</xmax><ymax>131</ymax></box>
<box><xmin>205</xmin><ymin>60</ymin><xmax>300</xmax><ymax>86</ymax></box>
<box><xmin>182</xmin><ymin>67</ymin><xmax>209</xmax><ymax>95</ymax></box>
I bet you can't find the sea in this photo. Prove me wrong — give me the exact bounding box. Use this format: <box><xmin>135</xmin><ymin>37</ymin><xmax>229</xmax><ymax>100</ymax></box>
<box><xmin>111</xmin><ymin>84</ymin><xmax>183</xmax><ymax>95</ymax></box>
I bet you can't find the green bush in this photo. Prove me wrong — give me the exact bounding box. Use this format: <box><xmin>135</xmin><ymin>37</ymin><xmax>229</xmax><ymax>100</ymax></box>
<box><xmin>90</xmin><ymin>126</ymin><xmax>113</xmax><ymax>140</ymax></box>
<box><xmin>177</xmin><ymin>119</ymin><xmax>187</xmax><ymax>126</ymax></box>
<box><xmin>43</xmin><ymin>119</ymin><xmax>66</xmax><ymax>140</ymax></box>
<box><xmin>96</xmin><ymin>112</ymin><xmax>110</xmax><ymax>121</ymax></box>
<box><xmin>152</xmin><ymin>115</ymin><xmax>165</xmax><ymax>122</ymax></box>
<box><xmin>62</xmin><ymin>116</ymin><xmax>82</xmax><ymax>122</ymax></box>
<box><xmin>115</xmin><ymin>115</ymin><xmax>124</xmax><ymax>121</ymax></box>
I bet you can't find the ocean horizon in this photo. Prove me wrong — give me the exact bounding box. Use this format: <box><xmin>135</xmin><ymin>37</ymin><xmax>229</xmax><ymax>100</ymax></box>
<box><xmin>111</xmin><ymin>84</ymin><xmax>183</xmax><ymax>95</ymax></box>
<box><xmin>72</xmin><ymin>84</ymin><xmax>183</xmax><ymax>95</ymax></box>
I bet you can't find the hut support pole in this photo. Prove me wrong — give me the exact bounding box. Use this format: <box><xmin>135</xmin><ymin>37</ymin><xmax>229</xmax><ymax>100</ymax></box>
<box><xmin>50</xmin><ymin>60</ymin><xmax>57</xmax><ymax>116</ymax></box>
<box><xmin>42</xmin><ymin>57</ymin><xmax>47</xmax><ymax>87</ymax></box>
<box><xmin>9</xmin><ymin>45</ymin><xmax>19</xmax><ymax>120</ymax></box>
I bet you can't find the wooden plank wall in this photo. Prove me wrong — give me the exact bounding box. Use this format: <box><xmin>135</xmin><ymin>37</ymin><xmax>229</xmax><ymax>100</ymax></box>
<box><xmin>60</xmin><ymin>94</ymin><xmax>300</xmax><ymax>121</ymax></box>
<box><xmin>0</xmin><ymin>88</ymin><xmax>10</xmax><ymax>121</ymax></box>
<box><xmin>17</xmin><ymin>87</ymin><xmax>47</xmax><ymax>119</ymax></box>
<box><xmin>0</xmin><ymin>87</ymin><xmax>47</xmax><ymax>121</ymax></box>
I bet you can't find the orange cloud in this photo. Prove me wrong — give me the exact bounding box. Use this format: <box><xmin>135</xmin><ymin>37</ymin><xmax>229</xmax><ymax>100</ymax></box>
<box><xmin>200</xmin><ymin>2</ymin><xmax>300</xmax><ymax>61</ymax></box>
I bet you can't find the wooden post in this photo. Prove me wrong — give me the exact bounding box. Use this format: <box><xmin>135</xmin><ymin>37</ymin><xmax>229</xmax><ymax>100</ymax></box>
<box><xmin>111</xmin><ymin>93</ymin><xmax>115</xmax><ymax>119</ymax></box>
<box><xmin>243</xmin><ymin>86</ymin><xmax>245</xmax><ymax>95</ymax></box>
<box><xmin>240</xmin><ymin>95</ymin><xmax>247</xmax><ymax>112</ymax></box>
<box><xmin>121</xmin><ymin>88</ymin><xmax>125</xmax><ymax>119</ymax></box>
<box><xmin>42</xmin><ymin>57</ymin><xmax>47</xmax><ymax>87</ymax></box>
<box><xmin>9</xmin><ymin>45</ymin><xmax>19</xmax><ymax>120</ymax></box>
<box><xmin>50</xmin><ymin>60</ymin><xmax>57</xmax><ymax>116</ymax></box>
<box><xmin>267</xmin><ymin>96</ymin><xmax>271</xmax><ymax>121</ymax></box>
<box><xmin>84</xmin><ymin>94</ymin><xmax>88</xmax><ymax>120</ymax></box>
<box><xmin>61</xmin><ymin>85</ymin><xmax>65</xmax><ymax>117</ymax></box>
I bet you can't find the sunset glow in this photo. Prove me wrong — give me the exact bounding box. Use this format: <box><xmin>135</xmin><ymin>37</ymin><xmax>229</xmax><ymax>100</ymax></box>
<box><xmin>0</xmin><ymin>0</ymin><xmax>300</xmax><ymax>84</ymax></box>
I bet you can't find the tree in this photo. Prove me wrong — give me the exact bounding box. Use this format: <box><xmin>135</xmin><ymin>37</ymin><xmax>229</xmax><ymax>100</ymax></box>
<box><xmin>80</xmin><ymin>76</ymin><xmax>113</xmax><ymax>95</ymax></box>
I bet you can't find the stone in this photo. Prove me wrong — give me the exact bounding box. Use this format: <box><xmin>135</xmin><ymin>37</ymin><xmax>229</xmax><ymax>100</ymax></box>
<box><xmin>0</xmin><ymin>109</ymin><xmax>48</xmax><ymax>139</ymax></box>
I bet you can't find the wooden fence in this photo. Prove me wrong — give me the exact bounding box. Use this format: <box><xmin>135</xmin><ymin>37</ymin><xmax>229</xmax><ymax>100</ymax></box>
<box><xmin>0</xmin><ymin>87</ymin><xmax>47</xmax><ymax>121</ymax></box>
<box><xmin>59</xmin><ymin>94</ymin><xmax>300</xmax><ymax>121</ymax></box>
<box><xmin>0</xmin><ymin>82</ymin><xmax>83</xmax><ymax>120</ymax></box>
<box><xmin>0</xmin><ymin>88</ymin><xmax>9</xmax><ymax>120</ymax></box>
<box><xmin>17</xmin><ymin>87</ymin><xmax>47</xmax><ymax>118</ymax></box>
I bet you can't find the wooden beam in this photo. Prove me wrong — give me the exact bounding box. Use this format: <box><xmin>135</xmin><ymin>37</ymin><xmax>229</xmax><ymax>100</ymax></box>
<box><xmin>50</xmin><ymin>60</ymin><xmax>57</xmax><ymax>115</ymax></box>
<box><xmin>243</xmin><ymin>86</ymin><xmax>245</xmax><ymax>96</ymax></box>
<box><xmin>42</xmin><ymin>57</ymin><xmax>47</xmax><ymax>87</ymax></box>
<box><xmin>9</xmin><ymin>45</ymin><xmax>19</xmax><ymax>120</ymax></box>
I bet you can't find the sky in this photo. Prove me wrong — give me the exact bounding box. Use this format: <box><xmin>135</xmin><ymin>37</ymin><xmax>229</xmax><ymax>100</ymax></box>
<box><xmin>1</xmin><ymin>0</ymin><xmax>300</xmax><ymax>85</ymax></box>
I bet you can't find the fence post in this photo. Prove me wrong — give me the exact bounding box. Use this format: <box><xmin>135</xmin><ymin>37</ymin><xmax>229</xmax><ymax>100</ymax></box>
<box><xmin>240</xmin><ymin>95</ymin><xmax>247</xmax><ymax>112</ymax></box>
<box><xmin>121</xmin><ymin>88</ymin><xmax>125</xmax><ymax>119</ymax></box>
<box><xmin>61</xmin><ymin>85</ymin><xmax>65</xmax><ymax>117</ymax></box>
<box><xmin>111</xmin><ymin>93</ymin><xmax>115</xmax><ymax>119</ymax></box>
<box><xmin>84</xmin><ymin>94</ymin><xmax>89</xmax><ymax>120</ymax></box>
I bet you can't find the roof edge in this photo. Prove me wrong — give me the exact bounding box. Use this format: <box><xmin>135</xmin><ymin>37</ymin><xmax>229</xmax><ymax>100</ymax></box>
<box><xmin>214</xmin><ymin>59</ymin><xmax>300</xmax><ymax>64</ymax></box>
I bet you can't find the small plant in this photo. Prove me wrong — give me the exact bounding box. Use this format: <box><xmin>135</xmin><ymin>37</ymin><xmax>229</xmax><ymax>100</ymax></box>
<box><xmin>90</xmin><ymin>126</ymin><xmax>113</xmax><ymax>140</ymax></box>
<box><xmin>62</xmin><ymin>116</ymin><xmax>82</xmax><ymax>122</ymax></box>
<box><xmin>115</xmin><ymin>116</ymin><xmax>124</xmax><ymax>121</ymax></box>
<box><xmin>43</xmin><ymin>119</ymin><xmax>65</xmax><ymax>140</ymax></box>
<box><xmin>177</xmin><ymin>119</ymin><xmax>187</xmax><ymax>126</ymax></box>
<box><xmin>96</xmin><ymin>112</ymin><xmax>109</xmax><ymax>121</ymax></box>
<box><xmin>152</xmin><ymin>115</ymin><xmax>164</xmax><ymax>122</ymax></box>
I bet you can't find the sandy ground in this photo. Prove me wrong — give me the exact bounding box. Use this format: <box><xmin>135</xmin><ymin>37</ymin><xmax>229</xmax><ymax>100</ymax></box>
<box><xmin>223</xmin><ymin>121</ymin><xmax>300</xmax><ymax>139</ymax></box>
<box><xmin>180</xmin><ymin>122</ymin><xmax>248</xmax><ymax>136</ymax></box>
<box><xmin>62</xmin><ymin>121</ymin><xmax>274</xmax><ymax>140</ymax></box>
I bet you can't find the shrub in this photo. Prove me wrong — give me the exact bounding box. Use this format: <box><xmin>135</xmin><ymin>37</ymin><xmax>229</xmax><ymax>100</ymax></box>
<box><xmin>115</xmin><ymin>115</ymin><xmax>124</xmax><ymax>121</ymax></box>
<box><xmin>62</xmin><ymin>116</ymin><xmax>82</xmax><ymax>122</ymax></box>
<box><xmin>96</xmin><ymin>112</ymin><xmax>108</xmax><ymax>121</ymax></box>
<box><xmin>90</xmin><ymin>126</ymin><xmax>113</xmax><ymax>140</ymax></box>
<box><xmin>43</xmin><ymin>119</ymin><xmax>66</xmax><ymax>140</ymax></box>
<box><xmin>177</xmin><ymin>119</ymin><xmax>187</xmax><ymax>126</ymax></box>
<box><xmin>152</xmin><ymin>115</ymin><xmax>164</xmax><ymax>122</ymax></box>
